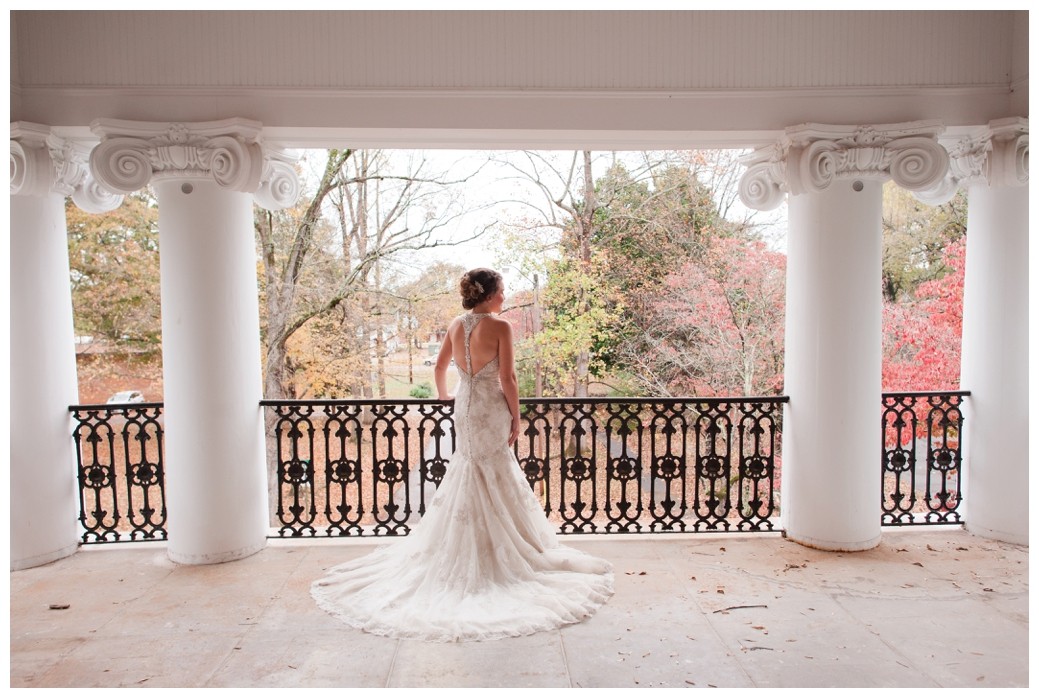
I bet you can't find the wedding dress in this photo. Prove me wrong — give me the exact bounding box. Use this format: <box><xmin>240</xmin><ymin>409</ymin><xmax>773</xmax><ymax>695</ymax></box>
<box><xmin>311</xmin><ymin>312</ymin><xmax>614</xmax><ymax>642</ymax></box>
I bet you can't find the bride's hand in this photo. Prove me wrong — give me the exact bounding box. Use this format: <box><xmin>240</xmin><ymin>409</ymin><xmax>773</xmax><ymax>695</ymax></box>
<box><xmin>508</xmin><ymin>420</ymin><xmax>520</xmax><ymax>446</ymax></box>
<box><xmin>438</xmin><ymin>394</ymin><xmax>454</xmax><ymax>402</ymax></box>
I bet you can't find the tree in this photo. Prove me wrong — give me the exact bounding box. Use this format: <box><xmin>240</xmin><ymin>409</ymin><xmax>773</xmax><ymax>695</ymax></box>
<box><xmin>881</xmin><ymin>181</ymin><xmax>967</xmax><ymax>302</ymax></box>
<box><xmin>882</xmin><ymin>235</ymin><xmax>965</xmax><ymax>392</ymax></box>
<box><xmin>392</xmin><ymin>261</ymin><xmax>468</xmax><ymax>384</ymax></box>
<box><xmin>257</xmin><ymin>149</ymin><xmax>488</xmax><ymax>400</ymax></box>
<box><xmin>66</xmin><ymin>191</ymin><xmax>164</xmax><ymax>399</ymax></box>
<box><xmin>66</xmin><ymin>191</ymin><xmax>162</xmax><ymax>349</ymax></box>
<box><xmin>640</xmin><ymin>237</ymin><xmax>786</xmax><ymax>397</ymax></box>
<box><xmin>257</xmin><ymin>149</ymin><xmax>354</xmax><ymax>400</ymax></box>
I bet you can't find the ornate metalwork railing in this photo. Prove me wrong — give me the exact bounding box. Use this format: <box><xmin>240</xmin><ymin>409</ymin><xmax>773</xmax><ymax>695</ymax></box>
<box><xmin>881</xmin><ymin>391</ymin><xmax>969</xmax><ymax>526</ymax></box>
<box><xmin>69</xmin><ymin>403</ymin><xmax>167</xmax><ymax>543</ymax></box>
<box><xmin>260</xmin><ymin>396</ymin><xmax>788</xmax><ymax>538</ymax></box>
<box><xmin>65</xmin><ymin>391</ymin><xmax>972</xmax><ymax>544</ymax></box>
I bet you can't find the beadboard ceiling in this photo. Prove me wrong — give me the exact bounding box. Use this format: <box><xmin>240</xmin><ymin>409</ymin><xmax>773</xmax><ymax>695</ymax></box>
<box><xmin>10</xmin><ymin>10</ymin><xmax>1029</xmax><ymax>149</ymax></box>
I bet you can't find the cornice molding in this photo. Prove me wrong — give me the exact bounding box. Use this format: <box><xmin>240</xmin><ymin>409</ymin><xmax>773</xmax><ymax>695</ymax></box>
<box><xmin>738</xmin><ymin>121</ymin><xmax>950</xmax><ymax>211</ymax></box>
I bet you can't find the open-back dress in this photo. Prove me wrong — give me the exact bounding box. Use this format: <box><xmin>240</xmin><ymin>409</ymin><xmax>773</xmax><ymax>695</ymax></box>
<box><xmin>310</xmin><ymin>312</ymin><xmax>614</xmax><ymax>642</ymax></box>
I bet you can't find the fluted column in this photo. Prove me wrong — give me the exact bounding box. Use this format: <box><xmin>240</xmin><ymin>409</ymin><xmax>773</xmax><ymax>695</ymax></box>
<box><xmin>740</xmin><ymin>122</ymin><xmax>950</xmax><ymax>551</ymax></box>
<box><xmin>10</xmin><ymin>122</ymin><xmax>123</xmax><ymax>570</ymax></box>
<box><xmin>918</xmin><ymin>118</ymin><xmax>1029</xmax><ymax>545</ymax></box>
<box><xmin>90</xmin><ymin>118</ymin><xmax>300</xmax><ymax>565</ymax></box>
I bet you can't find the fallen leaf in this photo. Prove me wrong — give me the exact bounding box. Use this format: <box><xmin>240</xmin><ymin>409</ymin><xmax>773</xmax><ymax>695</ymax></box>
<box><xmin>913</xmin><ymin>562</ymin><xmax>924</xmax><ymax>567</ymax></box>
<box><xmin>716</xmin><ymin>588</ymin><xmax>725</xmax><ymax>594</ymax></box>
<box><xmin>685</xmin><ymin>680</ymin><xmax>695</xmax><ymax>686</ymax></box>
<box><xmin>957</xmin><ymin>547</ymin><xmax>969</xmax><ymax>551</ymax></box>
<box><xmin>639</xmin><ymin>571</ymin><xmax>647</xmax><ymax>576</ymax></box>
<box><xmin>690</xmin><ymin>576</ymin><xmax>697</xmax><ymax>580</ymax></box>
<box><xmin>926</xmin><ymin>544</ymin><xmax>938</xmax><ymax>551</ymax></box>
<box><xmin>48</xmin><ymin>604</ymin><xmax>70</xmax><ymax>610</ymax></box>
<box><xmin>719</xmin><ymin>547</ymin><xmax>726</xmax><ymax>552</ymax></box>
<box><xmin>983</xmin><ymin>588</ymin><xmax>994</xmax><ymax>592</ymax></box>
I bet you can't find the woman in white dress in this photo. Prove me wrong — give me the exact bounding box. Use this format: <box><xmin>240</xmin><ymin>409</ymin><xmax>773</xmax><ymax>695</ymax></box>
<box><xmin>311</xmin><ymin>268</ymin><xmax>614</xmax><ymax>642</ymax></box>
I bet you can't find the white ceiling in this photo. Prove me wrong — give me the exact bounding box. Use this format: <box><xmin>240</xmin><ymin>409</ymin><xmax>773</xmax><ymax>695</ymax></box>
<box><xmin>10</xmin><ymin>10</ymin><xmax>1029</xmax><ymax>149</ymax></box>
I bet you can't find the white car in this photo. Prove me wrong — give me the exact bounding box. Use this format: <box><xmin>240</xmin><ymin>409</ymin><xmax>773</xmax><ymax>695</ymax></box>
<box><xmin>106</xmin><ymin>390</ymin><xmax>145</xmax><ymax>404</ymax></box>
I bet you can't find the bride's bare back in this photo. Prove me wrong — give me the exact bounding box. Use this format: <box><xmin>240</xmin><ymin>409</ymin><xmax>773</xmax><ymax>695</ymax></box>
<box><xmin>448</xmin><ymin>313</ymin><xmax>503</xmax><ymax>376</ymax></box>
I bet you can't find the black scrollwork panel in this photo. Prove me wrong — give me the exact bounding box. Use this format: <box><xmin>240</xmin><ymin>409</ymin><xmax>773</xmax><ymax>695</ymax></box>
<box><xmin>882</xmin><ymin>394</ymin><xmax>918</xmax><ymax>524</ymax></box>
<box><xmin>734</xmin><ymin>401</ymin><xmax>779</xmax><ymax>532</ymax></box>
<box><xmin>602</xmin><ymin>403</ymin><xmax>644</xmax><ymax>533</ymax></box>
<box><xmin>647</xmin><ymin>402</ymin><xmax>690</xmax><ymax>532</ymax></box>
<box><xmin>690</xmin><ymin>402</ymin><xmax>732</xmax><ymax>531</ymax></box>
<box><xmin>416</xmin><ymin>403</ymin><xmax>455</xmax><ymax>517</ymax></box>
<box><xmin>122</xmin><ymin>407</ymin><xmax>167</xmax><ymax>540</ymax></box>
<box><xmin>515</xmin><ymin>402</ymin><xmax>553</xmax><ymax>516</ymax></box>
<box><xmin>556</xmin><ymin>403</ymin><xmax>600</xmax><ymax>533</ymax></box>
<box><xmin>70</xmin><ymin>404</ymin><xmax>167</xmax><ymax>544</ymax></box>
<box><xmin>922</xmin><ymin>395</ymin><xmax>964</xmax><ymax>524</ymax></box>
<box><xmin>881</xmin><ymin>392</ymin><xmax>968</xmax><ymax>526</ymax></box>
<box><xmin>271</xmin><ymin>404</ymin><xmax>318</xmax><ymax>537</ymax></box>
<box><xmin>370</xmin><ymin>404</ymin><xmax>413</xmax><ymax>536</ymax></box>
<box><xmin>324</xmin><ymin>404</ymin><xmax>366</xmax><ymax>536</ymax></box>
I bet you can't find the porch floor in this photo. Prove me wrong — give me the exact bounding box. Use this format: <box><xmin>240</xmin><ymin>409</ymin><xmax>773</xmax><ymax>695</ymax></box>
<box><xmin>9</xmin><ymin>528</ymin><xmax>1028</xmax><ymax>688</ymax></box>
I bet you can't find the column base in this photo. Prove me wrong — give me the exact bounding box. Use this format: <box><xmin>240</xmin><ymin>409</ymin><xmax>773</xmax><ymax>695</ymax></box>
<box><xmin>784</xmin><ymin>530</ymin><xmax>882</xmax><ymax>552</ymax></box>
<box><xmin>966</xmin><ymin>522</ymin><xmax>1028</xmax><ymax>547</ymax></box>
<box><xmin>167</xmin><ymin>539</ymin><xmax>267</xmax><ymax>566</ymax></box>
<box><xmin>10</xmin><ymin>541</ymin><xmax>80</xmax><ymax>571</ymax></box>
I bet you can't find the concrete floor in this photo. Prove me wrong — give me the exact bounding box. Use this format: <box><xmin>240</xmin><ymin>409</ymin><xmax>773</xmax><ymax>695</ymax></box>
<box><xmin>9</xmin><ymin>528</ymin><xmax>1028</xmax><ymax>688</ymax></box>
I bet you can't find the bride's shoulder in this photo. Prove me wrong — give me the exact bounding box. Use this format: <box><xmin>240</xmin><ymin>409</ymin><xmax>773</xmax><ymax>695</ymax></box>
<box><xmin>487</xmin><ymin>315</ymin><xmax>514</xmax><ymax>334</ymax></box>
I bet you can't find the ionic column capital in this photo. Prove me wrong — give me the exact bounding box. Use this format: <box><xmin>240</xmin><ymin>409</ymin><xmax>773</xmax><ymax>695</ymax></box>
<box><xmin>10</xmin><ymin>122</ymin><xmax>123</xmax><ymax>212</ymax></box>
<box><xmin>89</xmin><ymin>118</ymin><xmax>300</xmax><ymax>210</ymax></box>
<box><xmin>739</xmin><ymin>121</ymin><xmax>950</xmax><ymax>211</ymax></box>
<box><xmin>914</xmin><ymin>117</ymin><xmax>1028</xmax><ymax>204</ymax></box>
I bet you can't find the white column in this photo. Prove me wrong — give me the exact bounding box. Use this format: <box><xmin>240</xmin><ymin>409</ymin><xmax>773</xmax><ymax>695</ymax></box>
<box><xmin>90</xmin><ymin>119</ymin><xmax>300</xmax><ymax>564</ymax></box>
<box><xmin>9</xmin><ymin>123</ymin><xmax>123</xmax><ymax>570</ymax></box>
<box><xmin>740</xmin><ymin>122</ymin><xmax>950</xmax><ymax>551</ymax></box>
<box><xmin>926</xmin><ymin>119</ymin><xmax>1029</xmax><ymax>545</ymax></box>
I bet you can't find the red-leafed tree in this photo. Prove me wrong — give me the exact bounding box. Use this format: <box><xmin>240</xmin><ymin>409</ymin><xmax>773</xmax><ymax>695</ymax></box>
<box><xmin>639</xmin><ymin>237</ymin><xmax>786</xmax><ymax>397</ymax></box>
<box><xmin>882</xmin><ymin>235</ymin><xmax>965</xmax><ymax>392</ymax></box>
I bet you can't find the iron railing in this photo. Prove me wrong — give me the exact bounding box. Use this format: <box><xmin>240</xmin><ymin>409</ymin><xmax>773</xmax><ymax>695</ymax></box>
<box><xmin>67</xmin><ymin>391</ymin><xmax>971</xmax><ymax>543</ymax></box>
<box><xmin>69</xmin><ymin>402</ymin><xmax>167</xmax><ymax>543</ymax></box>
<box><xmin>260</xmin><ymin>397</ymin><xmax>787</xmax><ymax>538</ymax></box>
<box><xmin>881</xmin><ymin>391</ymin><xmax>969</xmax><ymax>526</ymax></box>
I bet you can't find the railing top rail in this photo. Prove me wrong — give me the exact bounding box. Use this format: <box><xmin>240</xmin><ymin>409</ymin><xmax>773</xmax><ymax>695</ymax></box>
<box><xmin>881</xmin><ymin>390</ymin><xmax>971</xmax><ymax>398</ymax></box>
<box><xmin>260</xmin><ymin>395</ymin><xmax>791</xmax><ymax>407</ymax></box>
<box><xmin>70</xmin><ymin>402</ymin><xmax>165</xmax><ymax>411</ymax></box>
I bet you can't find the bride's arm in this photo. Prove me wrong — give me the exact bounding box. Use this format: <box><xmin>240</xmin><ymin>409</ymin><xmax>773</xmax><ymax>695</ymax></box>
<box><xmin>497</xmin><ymin>321</ymin><xmax>521</xmax><ymax>446</ymax></box>
<box><xmin>434</xmin><ymin>322</ymin><xmax>455</xmax><ymax>400</ymax></box>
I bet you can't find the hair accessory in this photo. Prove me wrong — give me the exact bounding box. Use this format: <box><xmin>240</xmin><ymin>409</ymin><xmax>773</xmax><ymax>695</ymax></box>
<box><xmin>474</xmin><ymin>281</ymin><xmax>484</xmax><ymax>294</ymax></box>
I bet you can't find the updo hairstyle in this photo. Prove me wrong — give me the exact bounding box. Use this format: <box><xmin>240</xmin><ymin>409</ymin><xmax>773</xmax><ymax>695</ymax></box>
<box><xmin>459</xmin><ymin>268</ymin><xmax>503</xmax><ymax>310</ymax></box>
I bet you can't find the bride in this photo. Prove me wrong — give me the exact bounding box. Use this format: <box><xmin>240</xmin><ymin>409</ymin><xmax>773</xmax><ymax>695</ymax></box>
<box><xmin>311</xmin><ymin>268</ymin><xmax>614</xmax><ymax>642</ymax></box>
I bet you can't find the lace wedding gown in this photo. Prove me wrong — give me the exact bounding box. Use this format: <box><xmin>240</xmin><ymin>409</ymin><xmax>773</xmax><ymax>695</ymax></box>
<box><xmin>311</xmin><ymin>312</ymin><xmax>614</xmax><ymax>642</ymax></box>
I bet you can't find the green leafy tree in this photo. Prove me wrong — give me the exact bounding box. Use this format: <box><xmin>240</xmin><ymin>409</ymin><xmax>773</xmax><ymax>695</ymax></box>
<box><xmin>66</xmin><ymin>191</ymin><xmax>162</xmax><ymax>348</ymax></box>
<box><xmin>882</xmin><ymin>181</ymin><xmax>967</xmax><ymax>302</ymax></box>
